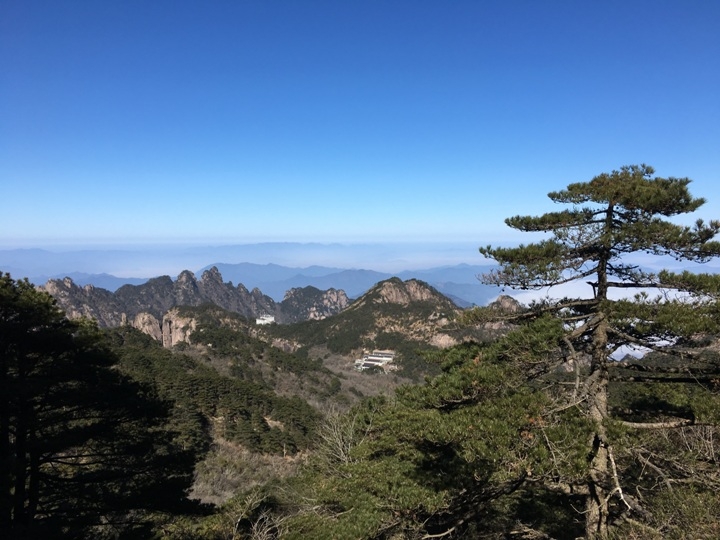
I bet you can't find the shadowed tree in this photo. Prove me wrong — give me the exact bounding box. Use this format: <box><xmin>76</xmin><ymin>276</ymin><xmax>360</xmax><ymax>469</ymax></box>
<box><xmin>474</xmin><ymin>165</ymin><xmax>720</xmax><ymax>538</ymax></box>
<box><xmin>0</xmin><ymin>274</ymin><xmax>196</xmax><ymax>539</ymax></box>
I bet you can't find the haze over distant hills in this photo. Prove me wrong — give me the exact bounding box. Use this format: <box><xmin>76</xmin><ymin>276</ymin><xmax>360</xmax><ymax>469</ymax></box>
<box><xmin>0</xmin><ymin>242</ymin><xmax>486</xmax><ymax>276</ymax></box>
<box><xmin>197</xmin><ymin>262</ymin><xmax>500</xmax><ymax>306</ymax></box>
<box><xmin>0</xmin><ymin>243</ymin><xmax>503</xmax><ymax>307</ymax></box>
<box><xmin>4</xmin><ymin>242</ymin><xmax>719</xmax><ymax>308</ymax></box>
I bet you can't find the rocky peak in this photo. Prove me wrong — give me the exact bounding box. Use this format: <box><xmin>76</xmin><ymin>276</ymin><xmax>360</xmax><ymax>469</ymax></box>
<box><xmin>365</xmin><ymin>278</ymin><xmax>449</xmax><ymax>306</ymax></box>
<box><xmin>173</xmin><ymin>271</ymin><xmax>213</xmax><ymax>310</ymax></box>
<box><xmin>42</xmin><ymin>276</ymin><xmax>75</xmax><ymax>297</ymax></box>
<box><xmin>40</xmin><ymin>277</ymin><xmax>124</xmax><ymax>327</ymax></box>
<box><xmin>200</xmin><ymin>266</ymin><xmax>224</xmax><ymax>285</ymax></box>
<box><xmin>281</xmin><ymin>286</ymin><xmax>350</xmax><ymax>323</ymax></box>
<box><xmin>488</xmin><ymin>294</ymin><xmax>523</xmax><ymax>313</ymax></box>
<box><xmin>177</xmin><ymin>270</ymin><xmax>197</xmax><ymax>283</ymax></box>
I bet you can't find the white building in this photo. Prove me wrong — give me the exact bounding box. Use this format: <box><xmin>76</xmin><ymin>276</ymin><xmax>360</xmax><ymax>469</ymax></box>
<box><xmin>255</xmin><ymin>314</ymin><xmax>275</xmax><ymax>325</ymax></box>
<box><xmin>354</xmin><ymin>350</ymin><xmax>397</xmax><ymax>372</ymax></box>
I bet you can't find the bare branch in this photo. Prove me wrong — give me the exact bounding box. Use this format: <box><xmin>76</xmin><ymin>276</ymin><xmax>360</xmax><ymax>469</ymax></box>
<box><xmin>619</xmin><ymin>418</ymin><xmax>694</xmax><ymax>429</ymax></box>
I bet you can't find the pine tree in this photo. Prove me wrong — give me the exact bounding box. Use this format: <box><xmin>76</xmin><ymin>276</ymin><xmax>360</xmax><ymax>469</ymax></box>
<box><xmin>0</xmin><ymin>274</ymin><xmax>195</xmax><ymax>538</ymax></box>
<box><xmin>475</xmin><ymin>165</ymin><xmax>720</xmax><ymax>538</ymax></box>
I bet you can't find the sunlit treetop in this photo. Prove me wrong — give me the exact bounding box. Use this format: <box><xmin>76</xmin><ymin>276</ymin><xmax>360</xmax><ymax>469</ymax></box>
<box><xmin>480</xmin><ymin>165</ymin><xmax>720</xmax><ymax>291</ymax></box>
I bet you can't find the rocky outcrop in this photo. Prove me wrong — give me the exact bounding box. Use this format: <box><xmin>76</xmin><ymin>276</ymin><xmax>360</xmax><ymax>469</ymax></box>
<box><xmin>127</xmin><ymin>309</ymin><xmax>197</xmax><ymax>347</ymax></box>
<box><xmin>197</xmin><ymin>267</ymin><xmax>278</xmax><ymax>319</ymax></box>
<box><xmin>371</xmin><ymin>279</ymin><xmax>438</xmax><ymax>305</ymax></box>
<box><xmin>332</xmin><ymin>277</ymin><xmax>462</xmax><ymax>349</ymax></box>
<box><xmin>350</xmin><ymin>277</ymin><xmax>458</xmax><ymax>312</ymax></box>
<box><xmin>161</xmin><ymin>308</ymin><xmax>197</xmax><ymax>348</ymax></box>
<box><xmin>41</xmin><ymin>278</ymin><xmax>126</xmax><ymax>327</ymax></box>
<box><xmin>280</xmin><ymin>286</ymin><xmax>350</xmax><ymax>322</ymax></box>
<box><xmin>131</xmin><ymin>312</ymin><xmax>162</xmax><ymax>341</ymax></box>
<box><xmin>41</xmin><ymin>267</ymin><xmax>354</xmax><ymax>346</ymax></box>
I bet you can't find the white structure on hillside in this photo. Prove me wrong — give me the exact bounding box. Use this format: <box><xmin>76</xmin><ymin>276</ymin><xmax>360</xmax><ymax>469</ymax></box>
<box><xmin>354</xmin><ymin>350</ymin><xmax>397</xmax><ymax>372</ymax></box>
<box><xmin>256</xmin><ymin>314</ymin><xmax>275</xmax><ymax>325</ymax></box>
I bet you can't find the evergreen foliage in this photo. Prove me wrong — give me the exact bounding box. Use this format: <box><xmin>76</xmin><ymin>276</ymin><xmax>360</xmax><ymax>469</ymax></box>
<box><xmin>109</xmin><ymin>326</ymin><xmax>321</xmax><ymax>455</ymax></box>
<box><xmin>275</xmin><ymin>332</ymin><xmax>593</xmax><ymax>539</ymax></box>
<box><xmin>0</xmin><ymin>274</ymin><xmax>196</xmax><ymax>539</ymax></box>
<box><xmin>471</xmin><ymin>165</ymin><xmax>720</xmax><ymax>538</ymax></box>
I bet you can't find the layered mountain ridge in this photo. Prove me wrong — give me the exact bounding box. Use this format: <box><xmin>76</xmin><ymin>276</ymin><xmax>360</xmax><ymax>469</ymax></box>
<box><xmin>40</xmin><ymin>267</ymin><xmax>473</xmax><ymax>366</ymax></box>
<box><xmin>41</xmin><ymin>266</ymin><xmax>350</xmax><ymax>330</ymax></box>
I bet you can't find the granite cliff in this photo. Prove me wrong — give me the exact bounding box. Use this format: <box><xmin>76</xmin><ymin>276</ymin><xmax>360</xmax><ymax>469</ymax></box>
<box><xmin>41</xmin><ymin>267</ymin><xmax>350</xmax><ymax>340</ymax></box>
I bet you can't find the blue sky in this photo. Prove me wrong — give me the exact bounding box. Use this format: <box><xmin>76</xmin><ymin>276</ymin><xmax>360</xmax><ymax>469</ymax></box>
<box><xmin>2</xmin><ymin>1</ymin><xmax>719</xmax><ymax>251</ymax></box>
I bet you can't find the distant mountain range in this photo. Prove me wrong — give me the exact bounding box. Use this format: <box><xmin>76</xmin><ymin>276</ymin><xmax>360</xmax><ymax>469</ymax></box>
<box><xmin>41</xmin><ymin>269</ymin><xmax>480</xmax><ymax>377</ymax></box>
<box><xmin>40</xmin><ymin>266</ymin><xmax>351</xmax><ymax>330</ymax></box>
<box><xmin>6</xmin><ymin>243</ymin><xmax>715</xmax><ymax>307</ymax></box>
<box><xmin>0</xmin><ymin>242</ymin><xmax>484</xmax><ymax>278</ymax></box>
<box><xmin>2</xmin><ymin>252</ymin><xmax>502</xmax><ymax>306</ymax></box>
<box><xmin>31</xmin><ymin>263</ymin><xmax>501</xmax><ymax>307</ymax></box>
<box><xmin>196</xmin><ymin>262</ymin><xmax>501</xmax><ymax>306</ymax></box>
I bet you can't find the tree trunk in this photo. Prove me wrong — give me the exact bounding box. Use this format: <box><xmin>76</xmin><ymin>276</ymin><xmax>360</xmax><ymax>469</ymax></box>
<box><xmin>585</xmin><ymin>315</ymin><xmax>610</xmax><ymax>539</ymax></box>
<box><xmin>586</xmin><ymin>223</ymin><xmax>611</xmax><ymax>539</ymax></box>
<box><xmin>585</xmin><ymin>412</ymin><xmax>609</xmax><ymax>539</ymax></box>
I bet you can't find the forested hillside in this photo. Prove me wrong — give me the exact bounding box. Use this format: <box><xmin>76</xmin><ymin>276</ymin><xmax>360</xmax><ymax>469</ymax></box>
<box><xmin>1</xmin><ymin>275</ymin><xmax>197</xmax><ymax>538</ymax></box>
<box><xmin>264</xmin><ymin>277</ymin><xmax>486</xmax><ymax>380</ymax></box>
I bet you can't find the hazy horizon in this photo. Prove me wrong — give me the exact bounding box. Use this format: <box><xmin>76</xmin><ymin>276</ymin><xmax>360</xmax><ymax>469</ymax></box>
<box><xmin>0</xmin><ymin>240</ymin><xmax>499</xmax><ymax>278</ymax></box>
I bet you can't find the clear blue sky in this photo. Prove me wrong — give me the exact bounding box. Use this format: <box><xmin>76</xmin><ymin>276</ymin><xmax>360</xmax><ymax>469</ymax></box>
<box><xmin>2</xmin><ymin>0</ymin><xmax>719</xmax><ymax>249</ymax></box>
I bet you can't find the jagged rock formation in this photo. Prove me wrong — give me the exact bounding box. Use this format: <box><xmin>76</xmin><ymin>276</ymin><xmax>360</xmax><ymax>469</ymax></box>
<box><xmin>131</xmin><ymin>312</ymin><xmax>162</xmax><ymax>341</ymax></box>
<box><xmin>40</xmin><ymin>267</ymin><xmax>351</xmax><ymax>345</ymax></box>
<box><xmin>42</xmin><ymin>278</ymin><xmax>126</xmax><ymax>327</ymax></box>
<box><xmin>127</xmin><ymin>309</ymin><xmax>197</xmax><ymax>347</ymax></box>
<box><xmin>281</xmin><ymin>286</ymin><xmax>350</xmax><ymax>323</ymax></box>
<box><xmin>42</xmin><ymin>272</ymin><xmax>474</xmax><ymax>361</ymax></box>
<box><xmin>161</xmin><ymin>308</ymin><xmax>198</xmax><ymax>348</ymax></box>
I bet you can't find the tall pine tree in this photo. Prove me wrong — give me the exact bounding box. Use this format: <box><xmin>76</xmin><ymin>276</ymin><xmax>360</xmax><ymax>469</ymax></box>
<box><xmin>476</xmin><ymin>165</ymin><xmax>720</xmax><ymax>538</ymax></box>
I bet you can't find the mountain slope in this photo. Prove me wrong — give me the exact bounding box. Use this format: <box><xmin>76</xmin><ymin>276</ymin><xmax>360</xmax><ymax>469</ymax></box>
<box><xmin>264</xmin><ymin>277</ymin><xmax>479</xmax><ymax>380</ymax></box>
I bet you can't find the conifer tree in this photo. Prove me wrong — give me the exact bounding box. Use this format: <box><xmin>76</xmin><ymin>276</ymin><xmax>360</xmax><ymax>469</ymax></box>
<box><xmin>0</xmin><ymin>274</ymin><xmax>195</xmax><ymax>538</ymax></box>
<box><xmin>475</xmin><ymin>165</ymin><xmax>720</xmax><ymax>538</ymax></box>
